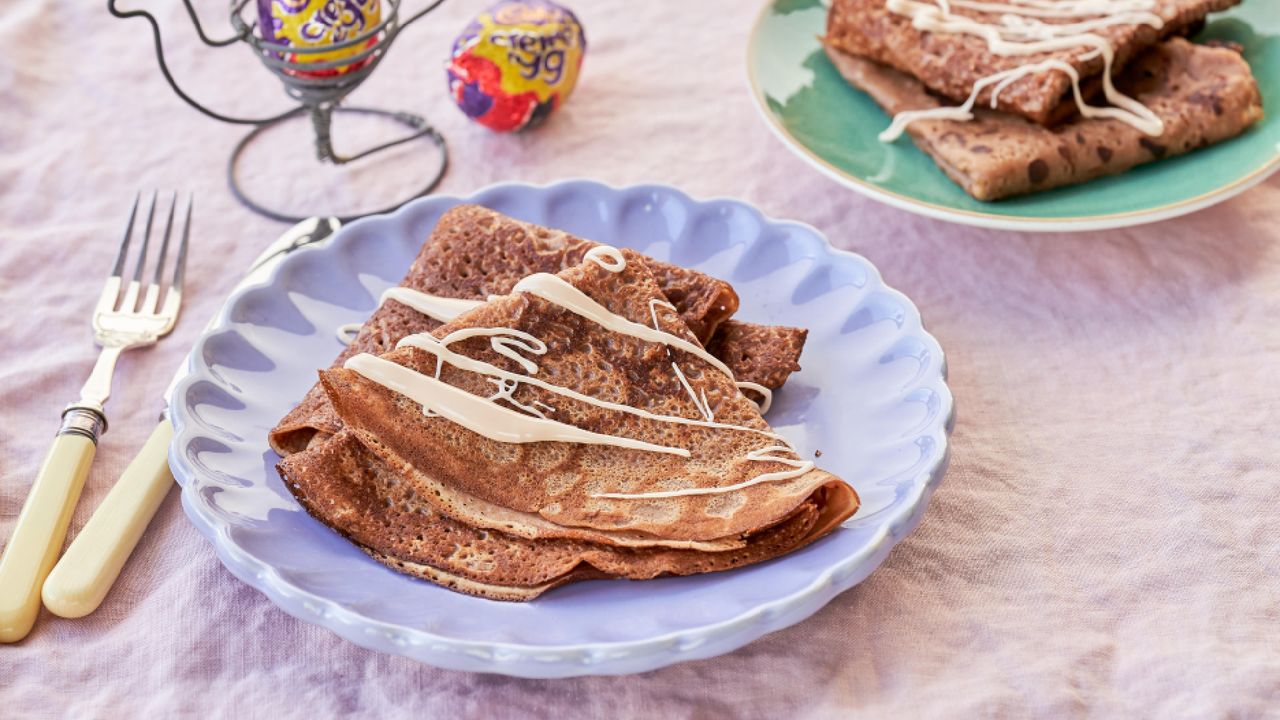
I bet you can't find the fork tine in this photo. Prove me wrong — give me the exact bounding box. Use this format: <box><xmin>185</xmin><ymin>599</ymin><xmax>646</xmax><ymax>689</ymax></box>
<box><xmin>172</xmin><ymin>194</ymin><xmax>192</xmax><ymax>295</ymax></box>
<box><xmin>110</xmin><ymin>192</ymin><xmax>141</xmax><ymax>278</ymax></box>
<box><xmin>151</xmin><ymin>192</ymin><xmax>178</xmax><ymax>287</ymax></box>
<box><xmin>137</xmin><ymin>192</ymin><xmax>178</xmax><ymax>316</ymax></box>
<box><xmin>132</xmin><ymin>191</ymin><xmax>158</xmax><ymax>284</ymax></box>
<box><xmin>118</xmin><ymin>192</ymin><xmax>156</xmax><ymax>313</ymax></box>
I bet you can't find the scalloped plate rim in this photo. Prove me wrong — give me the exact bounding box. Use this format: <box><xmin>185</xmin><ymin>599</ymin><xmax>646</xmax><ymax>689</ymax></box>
<box><xmin>167</xmin><ymin>179</ymin><xmax>955</xmax><ymax>677</ymax></box>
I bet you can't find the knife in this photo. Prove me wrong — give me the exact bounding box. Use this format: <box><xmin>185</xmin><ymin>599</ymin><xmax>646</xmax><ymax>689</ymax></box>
<box><xmin>41</xmin><ymin>217</ymin><xmax>341</xmax><ymax>619</ymax></box>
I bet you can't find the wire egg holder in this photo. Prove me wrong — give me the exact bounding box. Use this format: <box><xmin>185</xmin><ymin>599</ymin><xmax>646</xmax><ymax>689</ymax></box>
<box><xmin>108</xmin><ymin>0</ymin><xmax>448</xmax><ymax>223</ymax></box>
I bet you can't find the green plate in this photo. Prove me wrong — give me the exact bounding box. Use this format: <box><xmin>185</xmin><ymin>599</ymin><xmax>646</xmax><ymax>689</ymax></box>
<box><xmin>747</xmin><ymin>0</ymin><xmax>1280</xmax><ymax>231</ymax></box>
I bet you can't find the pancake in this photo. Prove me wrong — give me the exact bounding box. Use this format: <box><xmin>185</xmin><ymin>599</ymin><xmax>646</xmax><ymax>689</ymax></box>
<box><xmin>825</xmin><ymin>39</ymin><xmax>1263</xmax><ymax>200</ymax></box>
<box><xmin>320</xmin><ymin>249</ymin><xmax>858</xmax><ymax>548</ymax></box>
<box><xmin>410</xmin><ymin>205</ymin><xmax>740</xmax><ymax>342</ymax></box>
<box><xmin>826</xmin><ymin>0</ymin><xmax>1241</xmax><ymax>126</ymax></box>
<box><xmin>706</xmin><ymin>320</ymin><xmax>807</xmax><ymax>393</ymax></box>
<box><xmin>281</xmin><ymin>431</ymin><xmax>848</xmax><ymax>600</ymax></box>
<box><xmin>269</xmin><ymin>205</ymin><xmax>807</xmax><ymax>456</ymax></box>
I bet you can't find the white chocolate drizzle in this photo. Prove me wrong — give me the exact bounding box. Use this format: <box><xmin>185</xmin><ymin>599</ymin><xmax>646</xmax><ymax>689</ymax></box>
<box><xmin>649</xmin><ymin>299</ymin><xmax>716</xmax><ymax>422</ymax></box>
<box><xmin>735</xmin><ymin>380</ymin><xmax>774</xmax><ymax>415</ymax></box>
<box><xmin>438</xmin><ymin>326</ymin><xmax>547</xmax><ymax>375</ymax></box>
<box><xmin>339</xmin><ymin>285</ymin><xmax>775</xmax><ymax>415</ymax></box>
<box><xmin>346</xmin><ymin>353</ymin><xmax>689</xmax><ymax>457</ymax></box>
<box><xmin>381</xmin><ymin>286</ymin><xmax>485</xmax><ymax>322</ymax></box>
<box><xmin>584</xmin><ymin>245</ymin><xmax>627</xmax><ymax>272</ymax></box>
<box><xmin>338</xmin><ymin>245</ymin><xmax>811</xmax><ymax>500</ymax></box>
<box><xmin>484</xmin><ymin>377</ymin><xmax>555</xmax><ymax>419</ymax></box>
<box><xmin>512</xmin><ymin>272</ymin><xmax>738</xmax><ymax>380</ymax></box>
<box><xmin>879</xmin><ymin>0</ymin><xmax>1166</xmax><ymax>141</ymax></box>
<box><xmin>337</xmin><ymin>288</ymin><xmax>484</xmax><ymax>345</ymax></box>
<box><xmin>592</xmin><ymin>446</ymin><xmax>815</xmax><ymax>500</ymax></box>
<box><xmin>394</xmin><ymin>330</ymin><xmax>786</xmax><ymax>443</ymax></box>
<box><xmin>336</xmin><ymin>323</ymin><xmax>363</xmax><ymax>344</ymax></box>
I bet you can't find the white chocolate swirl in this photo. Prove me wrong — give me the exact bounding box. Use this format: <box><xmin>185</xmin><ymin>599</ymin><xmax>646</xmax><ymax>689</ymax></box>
<box><xmin>879</xmin><ymin>0</ymin><xmax>1166</xmax><ymax>141</ymax></box>
<box><xmin>584</xmin><ymin>245</ymin><xmax>627</xmax><ymax>272</ymax></box>
<box><xmin>346</xmin><ymin>353</ymin><xmax>690</xmax><ymax>457</ymax></box>
<box><xmin>340</xmin><ymin>245</ymin><xmax>813</xmax><ymax>500</ymax></box>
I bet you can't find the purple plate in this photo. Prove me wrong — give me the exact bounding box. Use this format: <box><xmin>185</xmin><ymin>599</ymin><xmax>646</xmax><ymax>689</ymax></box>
<box><xmin>168</xmin><ymin>181</ymin><xmax>953</xmax><ymax>677</ymax></box>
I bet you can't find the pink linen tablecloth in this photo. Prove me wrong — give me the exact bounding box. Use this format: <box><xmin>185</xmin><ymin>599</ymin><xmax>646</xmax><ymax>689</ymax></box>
<box><xmin>3</xmin><ymin>0</ymin><xmax>1279</xmax><ymax>717</ymax></box>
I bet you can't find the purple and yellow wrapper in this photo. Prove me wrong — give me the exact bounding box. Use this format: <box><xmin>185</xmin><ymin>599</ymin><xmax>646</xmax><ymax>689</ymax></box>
<box><xmin>447</xmin><ymin>0</ymin><xmax>586</xmax><ymax>132</ymax></box>
<box><xmin>257</xmin><ymin>0</ymin><xmax>382</xmax><ymax>78</ymax></box>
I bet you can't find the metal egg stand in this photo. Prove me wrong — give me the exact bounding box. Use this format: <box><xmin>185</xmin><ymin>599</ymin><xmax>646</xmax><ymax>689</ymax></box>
<box><xmin>107</xmin><ymin>0</ymin><xmax>449</xmax><ymax>223</ymax></box>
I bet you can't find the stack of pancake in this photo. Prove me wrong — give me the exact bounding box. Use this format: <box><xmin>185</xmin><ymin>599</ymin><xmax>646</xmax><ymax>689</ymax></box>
<box><xmin>271</xmin><ymin>206</ymin><xmax>859</xmax><ymax>600</ymax></box>
<box><xmin>825</xmin><ymin>0</ymin><xmax>1264</xmax><ymax>200</ymax></box>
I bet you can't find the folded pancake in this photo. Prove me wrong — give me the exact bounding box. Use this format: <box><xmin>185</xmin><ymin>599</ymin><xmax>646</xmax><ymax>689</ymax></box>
<box><xmin>320</xmin><ymin>249</ymin><xmax>858</xmax><ymax>549</ymax></box>
<box><xmin>280</xmin><ymin>431</ymin><xmax>850</xmax><ymax>600</ymax></box>
<box><xmin>409</xmin><ymin>205</ymin><xmax>740</xmax><ymax>342</ymax></box>
<box><xmin>270</xmin><ymin>205</ymin><xmax>808</xmax><ymax>456</ymax></box>
<box><xmin>826</xmin><ymin>39</ymin><xmax>1263</xmax><ymax>200</ymax></box>
<box><xmin>707</xmin><ymin>321</ymin><xmax>807</xmax><ymax>393</ymax></box>
<box><xmin>826</xmin><ymin>0</ymin><xmax>1240</xmax><ymax>126</ymax></box>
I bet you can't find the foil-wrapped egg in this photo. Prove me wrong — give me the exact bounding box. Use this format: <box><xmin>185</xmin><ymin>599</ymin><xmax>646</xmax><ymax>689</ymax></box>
<box><xmin>447</xmin><ymin>0</ymin><xmax>586</xmax><ymax>132</ymax></box>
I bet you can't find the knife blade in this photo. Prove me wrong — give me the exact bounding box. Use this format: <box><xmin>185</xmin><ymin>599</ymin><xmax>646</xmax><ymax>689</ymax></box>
<box><xmin>41</xmin><ymin>217</ymin><xmax>341</xmax><ymax>618</ymax></box>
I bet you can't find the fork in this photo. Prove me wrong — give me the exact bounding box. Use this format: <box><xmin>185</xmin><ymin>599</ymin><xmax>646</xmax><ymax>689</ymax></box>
<box><xmin>0</xmin><ymin>192</ymin><xmax>191</xmax><ymax>643</ymax></box>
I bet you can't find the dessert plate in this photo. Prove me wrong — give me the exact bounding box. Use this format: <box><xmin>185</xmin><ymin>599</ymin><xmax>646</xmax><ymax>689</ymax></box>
<box><xmin>748</xmin><ymin>0</ymin><xmax>1280</xmax><ymax>232</ymax></box>
<box><xmin>168</xmin><ymin>181</ymin><xmax>953</xmax><ymax>677</ymax></box>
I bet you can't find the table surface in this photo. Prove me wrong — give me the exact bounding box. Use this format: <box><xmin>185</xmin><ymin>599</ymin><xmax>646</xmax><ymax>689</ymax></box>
<box><xmin>3</xmin><ymin>0</ymin><xmax>1278</xmax><ymax>717</ymax></box>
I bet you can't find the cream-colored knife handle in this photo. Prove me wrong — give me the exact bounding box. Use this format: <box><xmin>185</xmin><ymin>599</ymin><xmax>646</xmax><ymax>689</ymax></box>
<box><xmin>43</xmin><ymin>420</ymin><xmax>174</xmax><ymax>619</ymax></box>
<box><xmin>0</xmin><ymin>430</ymin><xmax>98</xmax><ymax>643</ymax></box>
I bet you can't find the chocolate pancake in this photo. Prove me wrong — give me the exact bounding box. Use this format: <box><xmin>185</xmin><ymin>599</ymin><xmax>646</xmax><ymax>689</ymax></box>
<box><xmin>826</xmin><ymin>39</ymin><xmax>1263</xmax><ymax>200</ymax></box>
<box><xmin>707</xmin><ymin>321</ymin><xmax>807</xmax><ymax>392</ymax></box>
<box><xmin>270</xmin><ymin>206</ymin><xmax>807</xmax><ymax>456</ymax></box>
<box><xmin>321</xmin><ymin>250</ymin><xmax>858</xmax><ymax>547</ymax></box>
<box><xmin>281</xmin><ymin>431</ymin><xmax>848</xmax><ymax>600</ymax></box>
<box><xmin>826</xmin><ymin>0</ymin><xmax>1240</xmax><ymax>125</ymax></box>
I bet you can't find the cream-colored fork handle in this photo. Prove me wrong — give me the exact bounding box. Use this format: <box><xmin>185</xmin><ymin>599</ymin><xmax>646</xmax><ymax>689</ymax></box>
<box><xmin>0</xmin><ymin>433</ymin><xmax>97</xmax><ymax>643</ymax></box>
<box><xmin>43</xmin><ymin>420</ymin><xmax>174</xmax><ymax>618</ymax></box>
